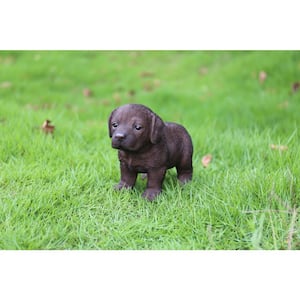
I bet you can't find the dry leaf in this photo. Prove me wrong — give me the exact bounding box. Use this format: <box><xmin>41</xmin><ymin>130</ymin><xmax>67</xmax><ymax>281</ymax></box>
<box><xmin>143</xmin><ymin>78</ymin><xmax>161</xmax><ymax>92</ymax></box>
<box><xmin>101</xmin><ymin>99</ymin><xmax>110</xmax><ymax>106</ymax></box>
<box><xmin>140</xmin><ymin>71</ymin><xmax>154</xmax><ymax>78</ymax></box>
<box><xmin>0</xmin><ymin>81</ymin><xmax>12</xmax><ymax>88</ymax></box>
<box><xmin>26</xmin><ymin>103</ymin><xmax>53</xmax><ymax>111</ymax></box>
<box><xmin>113</xmin><ymin>92</ymin><xmax>121</xmax><ymax>103</ymax></box>
<box><xmin>259</xmin><ymin>71</ymin><xmax>267</xmax><ymax>83</ymax></box>
<box><xmin>270</xmin><ymin>144</ymin><xmax>288</xmax><ymax>151</ymax></box>
<box><xmin>83</xmin><ymin>88</ymin><xmax>93</xmax><ymax>97</ymax></box>
<box><xmin>129</xmin><ymin>51</ymin><xmax>140</xmax><ymax>58</ymax></box>
<box><xmin>128</xmin><ymin>90</ymin><xmax>136</xmax><ymax>97</ymax></box>
<box><xmin>153</xmin><ymin>79</ymin><xmax>161</xmax><ymax>87</ymax></box>
<box><xmin>41</xmin><ymin>119</ymin><xmax>55</xmax><ymax>134</ymax></box>
<box><xmin>201</xmin><ymin>154</ymin><xmax>212</xmax><ymax>168</ymax></box>
<box><xmin>292</xmin><ymin>82</ymin><xmax>300</xmax><ymax>93</ymax></box>
<box><xmin>199</xmin><ymin>67</ymin><xmax>208</xmax><ymax>75</ymax></box>
<box><xmin>143</xmin><ymin>81</ymin><xmax>154</xmax><ymax>92</ymax></box>
<box><xmin>1</xmin><ymin>56</ymin><xmax>15</xmax><ymax>65</ymax></box>
<box><xmin>278</xmin><ymin>100</ymin><xmax>289</xmax><ymax>109</ymax></box>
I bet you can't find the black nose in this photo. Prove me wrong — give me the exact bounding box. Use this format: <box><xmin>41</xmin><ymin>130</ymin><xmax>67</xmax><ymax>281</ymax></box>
<box><xmin>115</xmin><ymin>133</ymin><xmax>126</xmax><ymax>140</ymax></box>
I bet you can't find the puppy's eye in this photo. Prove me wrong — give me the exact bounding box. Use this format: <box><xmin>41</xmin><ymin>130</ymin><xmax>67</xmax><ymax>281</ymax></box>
<box><xmin>135</xmin><ymin>125</ymin><xmax>142</xmax><ymax>130</ymax></box>
<box><xmin>112</xmin><ymin>122</ymin><xmax>118</xmax><ymax>128</ymax></box>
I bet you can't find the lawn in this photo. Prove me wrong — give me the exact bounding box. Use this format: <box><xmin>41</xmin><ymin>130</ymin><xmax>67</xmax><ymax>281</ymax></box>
<box><xmin>0</xmin><ymin>50</ymin><xmax>299</xmax><ymax>249</ymax></box>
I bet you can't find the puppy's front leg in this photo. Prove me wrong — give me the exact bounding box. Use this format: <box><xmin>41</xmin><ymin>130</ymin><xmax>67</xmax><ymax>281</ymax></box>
<box><xmin>115</xmin><ymin>162</ymin><xmax>137</xmax><ymax>190</ymax></box>
<box><xmin>142</xmin><ymin>168</ymin><xmax>166</xmax><ymax>201</ymax></box>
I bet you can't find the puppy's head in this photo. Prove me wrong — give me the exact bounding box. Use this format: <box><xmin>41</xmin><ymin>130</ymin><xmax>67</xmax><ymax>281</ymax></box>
<box><xmin>108</xmin><ymin>104</ymin><xmax>165</xmax><ymax>152</ymax></box>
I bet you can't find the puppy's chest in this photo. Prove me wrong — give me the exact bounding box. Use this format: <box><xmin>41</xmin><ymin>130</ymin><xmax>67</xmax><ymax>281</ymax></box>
<box><xmin>118</xmin><ymin>150</ymin><xmax>164</xmax><ymax>172</ymax></box>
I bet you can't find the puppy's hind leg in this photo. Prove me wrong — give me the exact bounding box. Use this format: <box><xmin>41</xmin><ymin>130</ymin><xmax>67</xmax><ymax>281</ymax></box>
<box><xmin>176</xmin><ymin>159</ymin><xmax>193</xmax><ymax>184</ymax></box>
<box><xmin>177</xmin><ymin>168</ymin><xmax>193</xmax><ymax>184</ymax></box>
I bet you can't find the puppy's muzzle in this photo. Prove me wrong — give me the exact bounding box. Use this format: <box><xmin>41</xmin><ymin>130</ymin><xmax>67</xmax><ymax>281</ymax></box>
<box><xmin>115</xmin><ymin>133</ymin><xmax>126</xmax><ymax>141</ymax></box>
<box><xmin>112</xmin><ymin>132</ymin><xmax>127</xmax><ymax>149</ymax></box>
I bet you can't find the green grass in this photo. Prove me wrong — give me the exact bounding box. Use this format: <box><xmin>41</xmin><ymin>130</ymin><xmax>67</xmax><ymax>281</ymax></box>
<box><xmin>0</xmin><ymin>50</ymin><xmax>300</xmax><ymax>249</ymax></box>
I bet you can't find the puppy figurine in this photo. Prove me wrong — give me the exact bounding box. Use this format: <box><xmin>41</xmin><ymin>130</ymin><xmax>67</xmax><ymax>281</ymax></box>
<box><xmin>108</xmin><ymin>104</ymin><xmax>193</xmax><ymax>201</ymax></box>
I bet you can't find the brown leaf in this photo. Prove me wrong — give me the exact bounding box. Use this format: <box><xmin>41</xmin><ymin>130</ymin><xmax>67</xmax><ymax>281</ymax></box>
<box><xmin>292</xmin><ymin>82</ymin><xmax>300</xmax><ymax>93</ymax></box>
<box><xmin>143</xmin><ymin>78</ymin><xmax>161</xmax><ymax>92</ymax></box>
<box><xmin>128</xmin><ymin>90</ymin><xmax>136</xmax><ymax>97</ymax></box>
<box><xmin>201</xmin><ymin>154</ymin><xmax>212</xmax><ymax>168</ymax></box>
<box><xmin>101</xmin><ymin>99</ymin><xmax>110</xmax><ymax>106</ymax></box>
<box><xmin>83</xmin><ymin>88</ymin><xmax>93</xmax><ymax>97</ymax></box>
<box><xmin>270</xmin><ymin>144</ymin><xmax>288</xmax><ymax>151</ymax></box>
<box><xmin>259</xmin><ymin>71</ymin><xmax>267</xmax><ymax>83</ymax></box>
<box><xmin>143</xmin><ymin>81</ymin><xmax>154</xmax><ymax>92</ymax></box>
<box><xmin>0</xmin><ymin>56</ymin><xmax>15</xmax><ymax>65</ymax></box>
<box><xmin>140</xmin><ymin>71</ymin><xmax>154</xmax><ymax>78</ymax></box>
<box><xmin>41</xmin><ymin>119</ymin><xmax>55</xmax><ymax>134</ymax></box>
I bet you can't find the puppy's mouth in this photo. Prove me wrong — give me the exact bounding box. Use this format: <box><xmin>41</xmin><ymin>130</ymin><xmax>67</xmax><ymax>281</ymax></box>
<box><xmin>112</xmin><ymin>140</ymin><xmax>131</xmax><ymax>151</ymax></box>
<box><xmin>112</xmin><ymin>138</ymin><xmax>141</xmax><ymax>152</ymax></box>
<box><xmin>112</xmin><ymin>142</ymin><xmax>124</xmax><ymax>150</ymax></box>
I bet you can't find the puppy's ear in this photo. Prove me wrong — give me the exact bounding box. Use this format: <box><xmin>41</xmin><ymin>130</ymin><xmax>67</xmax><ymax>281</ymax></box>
<box><xmin>150</xmin><ymin>112</ymin><xmax>165</xmax><ymax>144</ymax></box>
<box><xmin>108</xmin><ymin>109</ymin><xmax>116</xmax><ymax>138</ymax></box>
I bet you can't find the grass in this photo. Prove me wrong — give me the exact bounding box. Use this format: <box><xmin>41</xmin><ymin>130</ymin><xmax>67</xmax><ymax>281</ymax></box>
<box><xmin>0</xmin><ymin>50</ymin><xmax>300</xmax><ymax>249</ymax></box>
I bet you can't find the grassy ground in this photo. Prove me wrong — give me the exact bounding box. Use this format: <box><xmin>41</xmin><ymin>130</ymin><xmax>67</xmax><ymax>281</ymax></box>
<box><xmin>0</xmin><ymin>50</ymin><xmax>300</xmax><ymax>249</ymax></box>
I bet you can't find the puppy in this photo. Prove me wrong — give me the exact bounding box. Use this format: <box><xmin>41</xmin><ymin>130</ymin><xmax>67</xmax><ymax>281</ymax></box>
<box><xmin>108</xmin><ymin>104</ymin><xmax>193</xmax><ymax>201</ymax></box>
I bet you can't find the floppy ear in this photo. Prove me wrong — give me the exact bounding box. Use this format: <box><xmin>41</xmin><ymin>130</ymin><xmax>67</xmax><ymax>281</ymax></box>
<box><xmin>108</xmin><ymin>109</ymin><xmax>117</xmax><ymax>138</ymax></box>
<box><xmin>150</xmin><ymin>112</ymin><xmax>165</xmax><ymax>144</ymax></box>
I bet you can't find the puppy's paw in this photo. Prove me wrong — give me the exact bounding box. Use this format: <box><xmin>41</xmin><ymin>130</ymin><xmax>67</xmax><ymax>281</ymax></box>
<box><xmin>178</xmin><ymin>172</ymin><xmax>192</xmax><ymax>184</ymax></box>
<box><xmin>142</xmin><ymin>188</ymin><xmax>161</xmax><ymax>201</ymax></box>
<box><xmin>114</xmin><ymin>181</ymin><xmax>133</xmax><ymax>190</ymax></box>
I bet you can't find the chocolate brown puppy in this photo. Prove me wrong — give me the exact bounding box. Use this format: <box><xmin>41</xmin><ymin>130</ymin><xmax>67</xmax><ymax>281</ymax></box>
<box><xmin>108</xmin><ymin>104</ymin><xmax>193</xmax><ymax>201</ymax></box>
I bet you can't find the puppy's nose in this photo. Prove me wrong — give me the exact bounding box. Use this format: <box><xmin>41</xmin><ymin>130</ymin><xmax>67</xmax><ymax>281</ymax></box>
<box><xmin>115</xmin><ymin>133</ymin><xmax>126</xmax><ymax>140</ymax></box>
